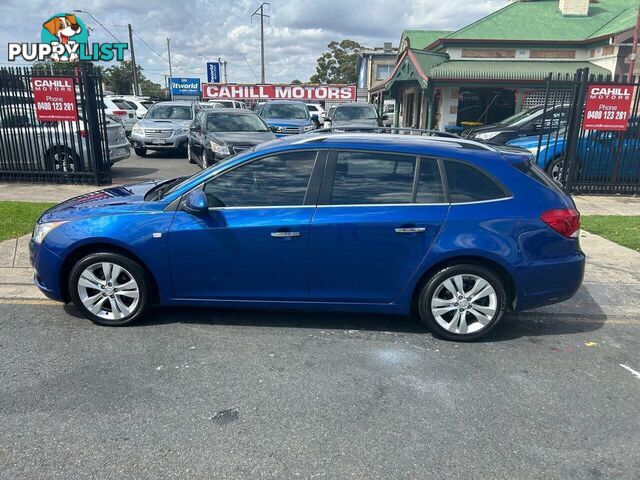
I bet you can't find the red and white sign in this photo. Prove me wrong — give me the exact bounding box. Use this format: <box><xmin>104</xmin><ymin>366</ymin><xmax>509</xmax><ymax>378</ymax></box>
<box><xmin>31</xmin><ymin>76</ymin><xmax>78</xmax><ymax>122</ymax></box>
<box><xmin>203</xmin><ymin>83</ymin><xmax>357</xmax><ymax>101</ymax></box>
<box><xmin>583</xmin><ymin>84</ymin><xmax>633</xmax><ymax>131</ymax></box>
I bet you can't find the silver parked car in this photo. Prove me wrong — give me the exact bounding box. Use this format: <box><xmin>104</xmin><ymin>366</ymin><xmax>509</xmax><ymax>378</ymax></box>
<box><xmin>129</xmin><ymin>101</ymin><xmax>201</xmax><ymax>157</ymax></box>
<box><xmin>0</xmin><ymin>107</ymin><xmax>129</xmax><ymax>172</ymax></box>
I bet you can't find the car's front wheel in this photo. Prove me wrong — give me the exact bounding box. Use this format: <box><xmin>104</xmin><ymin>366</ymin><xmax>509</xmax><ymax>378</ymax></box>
<box><xmin>546</xmin><ymin>156</ymin><xmax>565</xmax><ymax>182</ymax></box>
<box><xmin>134</xmin><ymin>147</ymin><xmax>147</xmax><ymax>157</ymax></box>
<box><xmin>418</xmin><ymin>264</ymin><xmax>506</xmax><ymax>341</ymax></box>
<box><xmin>69</xmin><ymin>252</ymin><xmax>151</xmax><ymax>326</ymax></box>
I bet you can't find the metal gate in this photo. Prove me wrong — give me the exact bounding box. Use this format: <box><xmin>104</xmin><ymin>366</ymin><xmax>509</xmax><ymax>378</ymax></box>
<box><xmin>0</xmin><ymin>64</ymin><xmax>111</xmax><ymax>184</ymax></box>
<box><xmin>535</xmin><ymin>69</ymin><xmax>640</xmax><ymax>195</ymax></box>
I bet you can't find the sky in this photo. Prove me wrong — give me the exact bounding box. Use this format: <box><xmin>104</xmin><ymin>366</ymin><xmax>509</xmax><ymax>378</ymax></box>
<box><xmin>0</xmin><ymin>0</ymin><xmax>508</xmax><ymax>87</ymax></box>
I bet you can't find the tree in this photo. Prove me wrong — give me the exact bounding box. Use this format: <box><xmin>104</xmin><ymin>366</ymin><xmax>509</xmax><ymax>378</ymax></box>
<box><xmin>290</xmin><ymin>79</ymin><xmax>302</xmax><ymax>84</ymax></box>
<box><xmin>103</xmin><ymin>60</ymin><xmax>165</xmax><ymax>97</ymax></box>
<box><xmin>310</xmin><ymin>39</ymin><xmax>363</xmax><ymax>84</ymax></box>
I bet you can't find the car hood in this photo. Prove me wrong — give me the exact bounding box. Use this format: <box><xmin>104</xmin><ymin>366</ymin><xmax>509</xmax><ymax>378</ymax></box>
<box><xmin>39</xmin><ymin>180</ymin><xmax>163</xmax><ymax>223</ymax></box>
<box><xmin>262</xmin><ymin>118</ymin><xmax>312</xmax><ymax>128</ymax></box>
<box><xmin>331</xmin><ymin>119</ymin><xmax>379</xmax><ymax>127</ymax></box>
<box><xmin>463</xmin><ymin>124</ymin><xmax>514</xmax><ymax>137</ymax></box>
<box><xmin>209</xmin><ymin>131</ymin><xmax>276</xmax><ymax>145</ymax></box>
<box><xmin>136</xmin><ymin>118</ymin><xmax>191</xmax><ymax>130</ymax></box>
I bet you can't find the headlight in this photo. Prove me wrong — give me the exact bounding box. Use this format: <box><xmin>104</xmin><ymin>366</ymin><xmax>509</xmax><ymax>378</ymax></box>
<box><xmin>131</xmin><ymin>124</ymin><xmax>143</xmax><ymax>134</ymax></box>
<box><xmin>32</xmin><ymin>221</ymin><xmax>67</xmax><ymax>245</ymax></box>
<box><xmin>177</xmin><ymin>125</ymin><xmax>190</xmax><ymax>134</ymax></box>
<box><xmin>210</xmin><ymin>141</ymin><xmax>230</xmax><ymax>155</ymax></box>
<box><xmin>474</xmin><ymin>131</ymin><xmax>503</xmax><ymax>141</ymax></box>
<box><xmin>303</xmin><ymin>124</ymin><xmax>315</xmax><ymax>132</ymax></box>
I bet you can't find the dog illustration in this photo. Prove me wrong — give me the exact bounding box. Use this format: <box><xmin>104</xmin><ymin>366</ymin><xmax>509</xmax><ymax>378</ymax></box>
<box><xmin>42</xmin><ymin>14</ymin><xmax>82</xmax><ymax>62</ymax></box>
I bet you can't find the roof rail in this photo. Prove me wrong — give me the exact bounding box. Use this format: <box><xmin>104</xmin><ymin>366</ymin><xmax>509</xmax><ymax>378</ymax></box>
<box><xmin>311</xmin><ymin>126</ymin><xmax>460</xmax><ymax>138</ymax></box>
<box><xmin>295</xmin><ymin>127</ymin><xmax>496</xmax><ymax>151</ymax></box>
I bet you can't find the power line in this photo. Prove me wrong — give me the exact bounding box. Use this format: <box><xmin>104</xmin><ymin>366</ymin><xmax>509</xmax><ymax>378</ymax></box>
<box><xmin>131</xmin><ymin>29</ymin><xmax>170</xmax><ymax>63</ymax></box>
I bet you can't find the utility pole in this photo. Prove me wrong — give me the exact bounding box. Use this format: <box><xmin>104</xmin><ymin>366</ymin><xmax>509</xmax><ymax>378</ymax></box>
<box><xmin>127</xmin><ymin>24</ymin><xmax>140</xmax><ymax>95</ymax></box>
<box><xmin>628</xmin><ymin>6</ymin><xmax>640</xmax><ymax>78</ymax></box>
<box><xmin>251</xmin><ymin>3</ymin><xmax>270</xmax><ymax>83</ymax></box>
<box><xmin>218</xmin><ymin>57</ymin><xmax>228</xmax><ymax>83</ymax></box>
<box><xmin>167</xmin><ymin>37</ymin><xmax>173</xmax><ymax>100</ymax></box>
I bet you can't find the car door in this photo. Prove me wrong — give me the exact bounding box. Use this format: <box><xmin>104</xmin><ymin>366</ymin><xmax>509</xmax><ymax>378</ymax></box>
<box><xmin>167</xmin><ymin>149</ymin><xmax>325</xmax><ymax>300</ymax></box>
<box><xmin>190</xmin><ymin>111</ymin><xmax>207</xmax><ymax>160</ymax></box>
<box><xmin>308</xmin><ymin>150</ymin><xmax>449</xmax><ymax>303</ymax></box>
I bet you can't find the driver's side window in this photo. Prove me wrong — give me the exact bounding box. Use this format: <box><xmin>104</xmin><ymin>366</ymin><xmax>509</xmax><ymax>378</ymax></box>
<box><xmin>203</xmin><ymin>151</ymin><xmax>318</xmax><ymax>208</ymax></box>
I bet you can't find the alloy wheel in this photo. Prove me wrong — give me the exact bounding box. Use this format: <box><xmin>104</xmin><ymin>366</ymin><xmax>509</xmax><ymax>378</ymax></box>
<box><xmin>430</xmin><ymin>273</ymin><xmax>497</xmax><ymax>335</ymax></box>
<box><xmin>52</xmin><ymin>151</ymin><xmax>76</xmax><ymax>172</ymax></box>
<box><xmin>550</xmin><ymin>159</ymin><xmax>564</xmax><ymax>181</ymax></box>
<box><xmin>77</xmin><ymin>262</ymin><xmax>140</xmax><ymax>320</ymax></box>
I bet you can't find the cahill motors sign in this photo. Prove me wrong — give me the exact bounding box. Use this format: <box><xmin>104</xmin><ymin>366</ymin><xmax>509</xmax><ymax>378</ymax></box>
<box><xmin>583</xmin><ymin>85</ymin><xmax>633</xmax><ymax>131</ymax></box>
<box><xmin>203</xmin><ymin>84</ymin><xmax>357</xmax><ymax>101</ymax></box>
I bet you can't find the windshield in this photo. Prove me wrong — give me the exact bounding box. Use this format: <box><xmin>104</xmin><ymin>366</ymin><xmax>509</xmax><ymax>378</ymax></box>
<box><xmin>145</xmin><ymin>104</ymin><xmax>192</xmax><ymax>120</ymax></box>
<box><xmin>334</xmin><ymin>105</ymin><xmax>378</xmax><ymax>121</ymax></box>
<box><xmin>261</xmin><ymin>103</ymin><xmax>308</xmax><ymax>119</ymax></box>
<box><xmin>496</xmin><ymin>106</ymin><xmax>543</xmax><ymax>127</ymax></box>
<box><xmin>217</xmin><ymin>101</ymin><xmax>235</xmax><ymax>108</ymax></box>
<box><xmin>207</xmin><ymin>113</ymin><xmax>268</xmax><ymax>132</ymax></box>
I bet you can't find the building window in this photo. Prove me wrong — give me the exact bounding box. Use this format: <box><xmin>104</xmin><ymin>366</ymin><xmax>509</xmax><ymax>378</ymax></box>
<box><xmin>529</xmin><ymin>49</ymin><xmax>576</xmax><ymax>59</ymax></box>
<box><xmin>376</xmin><ymin>64</ymin><xmax>393</xmax><ymax>80</ymax></box>
<box><xmin>461</xmin><ymin>49</ymin><xmax>516</xmax><ymax>59</ymax></box>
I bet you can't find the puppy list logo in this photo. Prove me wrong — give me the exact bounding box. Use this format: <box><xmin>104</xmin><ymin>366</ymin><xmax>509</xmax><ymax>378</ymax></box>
<box><xmin>8</xmin><ymin>13</ymin><xmax>128</xmax><ymax>62</ymax></box>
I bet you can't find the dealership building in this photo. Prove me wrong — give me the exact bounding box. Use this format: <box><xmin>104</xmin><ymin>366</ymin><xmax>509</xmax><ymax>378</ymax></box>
<box><xmin>376</xmin><ymin>0</ymin><xmax>640</xmax><ymax>131</ymax></box>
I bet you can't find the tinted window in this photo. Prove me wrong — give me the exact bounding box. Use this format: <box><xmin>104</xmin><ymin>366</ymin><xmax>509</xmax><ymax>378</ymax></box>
<box><xmin>112</xmin><ymin>99</ymin><xmax>133</xmax><ymax>110</ymax></box>
<box><xmin>330</xmin><ymin>152</ymin><xmax>415</xmax><ymax>205</ymax></box>
<box><xmin>206</xmin><ymin>113</ymin><xmax>268</xmax><ymax>132</ymax></box>
<box><xmin>416</xmin><ymin>159</ymin><xmax>445</xmax><ymax>203</ymax></box>
<box><xmin>203</xmin><ymin>151</ymin><xmax>317</xmax><ymax>207</ymax></box>
<box><xmin>334</xmin><ymin>105</ymin><xmax>378</xmax><ymax>121</ymax></box>
<box><xmin>444</xmin><ymin>161</ymin><xmax>506</xmax><ymax>203</ymax></box>
<box><xmin>146</xmin><ymin>104</ymin><xmax>192</xmax><ymax>120</ymax></box>
<box><xmin>261</xmin><ymin>103</ymin><xmax>309</xmax><ymax>120</ymax></box>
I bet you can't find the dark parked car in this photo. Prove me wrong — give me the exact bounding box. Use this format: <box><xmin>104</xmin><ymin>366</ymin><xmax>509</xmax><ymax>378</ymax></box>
<box><xmin>187</xmin><ymin>109</ymin><xmax>276</xmax><ymax>169</ymax></box>
<box><xmin>30</xmin><ymin>132</ymin><xmax>584</xmax><ymax>341</ymax></box>
<box><xmin>462</xmin><ymin>105</ymin><xmax>570</xmax><ymax>144</ymax></box>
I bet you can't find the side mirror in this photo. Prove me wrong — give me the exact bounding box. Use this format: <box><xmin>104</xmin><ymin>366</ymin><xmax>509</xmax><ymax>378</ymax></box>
<box><xmin>190</xmin><ymin>124</ymin><xmax>201</xmax><ymax>132</ymax></box>
<box><xmin>269</xmin><ymin>125</ymin><xmax>280</xmax><ymax>133</ymax></box>
<box><xmin>183</xmin><ymin>189</ymin><xmax>208</xmax><ymax>214</ymax></box>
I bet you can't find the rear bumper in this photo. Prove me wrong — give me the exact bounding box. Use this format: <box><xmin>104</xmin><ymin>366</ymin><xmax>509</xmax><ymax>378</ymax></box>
<box><xmin>30</xmin><ymin>240</ymin><xmax>65</xmax><ymax>302</ymax></box>
<box><xmin>130</xmin><ymin>133</ymin><xmax>188</xmax><ymax>150</ymax></box>
<box><xmin>514</xmin><ymin>252</ymin><xmax>585</xmax><ymax>311</ymax></box>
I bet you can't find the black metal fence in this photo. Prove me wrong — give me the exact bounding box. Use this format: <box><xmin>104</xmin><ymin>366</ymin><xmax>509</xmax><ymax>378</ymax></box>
<box><xmin>536</xmin><ymin>69</ymin><xmax>640</xmax><ymax>195</ymax></box>
<box><xmin>0</xmin><ymin>64</ymin><xmax>111</xmax><ymax>184</ymax></box>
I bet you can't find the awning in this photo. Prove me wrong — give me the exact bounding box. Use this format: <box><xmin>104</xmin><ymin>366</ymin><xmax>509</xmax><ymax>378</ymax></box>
<box><xmin>429</xmin><ymin>60</ymin><xmax>611</xmax><ymax>81</ymax></box>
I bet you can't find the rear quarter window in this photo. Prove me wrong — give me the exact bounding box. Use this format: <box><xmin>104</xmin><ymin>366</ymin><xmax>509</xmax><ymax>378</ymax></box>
<box><xmin>444</xmin><ymin>161</ymin><xmax>508</xmax><ymax>203</ymax></box>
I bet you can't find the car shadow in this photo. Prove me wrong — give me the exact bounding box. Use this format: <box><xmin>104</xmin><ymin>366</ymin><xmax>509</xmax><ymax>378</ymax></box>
<box><xmin>62</xmin><ymin>284</ymin><xmax>607</xmax><ymax>341</ymax></box>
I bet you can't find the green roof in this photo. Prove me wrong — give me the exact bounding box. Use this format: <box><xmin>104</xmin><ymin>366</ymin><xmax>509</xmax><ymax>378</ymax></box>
<box><xmin>444</xmin><ymin>0</ymin><xmax>640</xmax><ymax>42</ymax></box>
<box><xmin>400</xmin><ymin>30</ymin><xmax>452</xmax><ymax>50</ymax></box>
<box><xmin>429</xmin><ymin>60</ymin><xmax>611</xmax><ymax>80</ymax></box>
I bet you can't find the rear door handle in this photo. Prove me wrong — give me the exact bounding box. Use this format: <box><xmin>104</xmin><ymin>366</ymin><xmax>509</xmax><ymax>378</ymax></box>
<box><xmin>395</xmin><ymin>227</ymin><xmax>426</xmax><ymax>234</ymax></box>
<box><xmin>271</xmin><ymin>231</ymin><xmax>301</xmax><ymax>238</ymax></box>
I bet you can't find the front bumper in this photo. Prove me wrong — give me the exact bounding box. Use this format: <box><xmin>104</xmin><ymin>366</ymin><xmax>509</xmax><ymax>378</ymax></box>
<box><xmin>130</xmin><ymin>132</ymin><xmax>188</xmax><ymax>150</ymax></box>
<box><xmin>29</xmin><ymin>239</ymin><xmax>65</xmax><ymax>302</ymax></box>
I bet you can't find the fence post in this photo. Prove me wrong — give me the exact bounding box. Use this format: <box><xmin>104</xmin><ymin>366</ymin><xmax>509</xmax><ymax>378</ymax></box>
<box><xmin>563</xmin><ymin>68</ymin><xmax>589</xmax><ymax>195</ymax></box>
<box><xmin>81</xmin><ymin>63</ymin><xmax>109</xmax><ymax>184</ymax></box>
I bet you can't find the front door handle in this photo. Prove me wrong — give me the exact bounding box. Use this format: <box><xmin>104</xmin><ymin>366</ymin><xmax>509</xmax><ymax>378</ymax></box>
<box><xmin>271</xmin><ymin>231</ymin><xmax>301</xmax><ymax>238</ymax></box>
<box><xmin>395</xmin><ymin>227</ymin><xmax>426</xmax><ymax>234</ymax></box>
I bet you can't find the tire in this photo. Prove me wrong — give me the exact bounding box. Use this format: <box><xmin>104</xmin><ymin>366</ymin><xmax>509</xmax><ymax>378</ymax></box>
<box><xmin>187</xmin><ymin>143</ymin><xmax>196</xmax><ymax>164</ymax></box>
<box><xmin>545</xmin><ymin>157</ymin><xmax>565</xmax><ymax>183</ymax></box>
<box><xmin>46</xmin><ymin>146</ymin><xmax>81</xmax><ymax>173</ymax></box>
<box><xmin>417</xmin><ymin>264</ymin><xmax>507</xmax><ymax>341</ymax></box>
<box><xmin>201</xmin><ymin>150</ymin><xmax>209</xmax><ymax>169</ymax></box>
<box><xmin>134</xmin><ymin>147</ymin><xmax>147</xmax><ymax>157</ymax></box>
<box><xmin>68</xmin><ymin>252</ymin><xmax>151</xmax><ymax>326</ymax></box>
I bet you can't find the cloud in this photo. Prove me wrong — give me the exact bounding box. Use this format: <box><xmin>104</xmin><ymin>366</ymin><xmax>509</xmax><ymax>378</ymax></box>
<box><xmin>0</xmin><ymin>0</ymin><xmax>508</xmax><ymax>86</ymax></box>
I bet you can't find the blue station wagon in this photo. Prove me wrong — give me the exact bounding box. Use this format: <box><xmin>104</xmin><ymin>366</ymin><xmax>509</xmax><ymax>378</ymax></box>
<box><xmin>30</xmin><ymin>133</ymin><xmax>585</xmax><ymax>341</ymax></box>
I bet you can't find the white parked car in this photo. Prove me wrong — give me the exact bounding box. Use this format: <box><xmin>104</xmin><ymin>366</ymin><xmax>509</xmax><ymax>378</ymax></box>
<box><xmin>210</xmin><ymin>100</ymin><xmax>246</xmax><ymax>109</ymax></box>
<box><xmin>116</xmin><ymin>96</ymin><xmax>155</xmax><ymax>119</ymax></box>
<box><xmin>103</xmin><ymin>96</ymin><xmax>137</xmax><ymax>134</ymax></box>
<box><xmin>306</xmin><ymin>103</ymin><xmax>326</xmax><ymax>120</ymax></box>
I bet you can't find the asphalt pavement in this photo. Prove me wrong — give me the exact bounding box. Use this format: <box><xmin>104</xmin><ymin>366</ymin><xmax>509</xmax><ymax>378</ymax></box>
<box><xmin>1</xmin><ymin>301</ymin><xmax>639</xmax><ymax>479</ymax></box>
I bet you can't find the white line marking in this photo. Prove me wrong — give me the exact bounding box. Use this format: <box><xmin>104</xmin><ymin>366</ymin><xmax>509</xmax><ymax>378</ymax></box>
<box><xmin>620</xmin><ymin>364</ymin><xmax>640</xmax><ymax>380</ymax></box>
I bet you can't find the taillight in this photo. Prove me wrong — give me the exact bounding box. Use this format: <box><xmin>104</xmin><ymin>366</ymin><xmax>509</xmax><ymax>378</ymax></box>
<box><xmin>112</xmin><ymin>110</ymin><xmax>127</xmax><ymax>115</ymax></box>
<box><xmin>541</xmin><ymin>208</ymin><xmax>580</xmax><ymax>238</ymax></box>
<box><xmin>78</xmin><ymin>130</ymin><xmax>88</xmax><ymax>138</ymax></box>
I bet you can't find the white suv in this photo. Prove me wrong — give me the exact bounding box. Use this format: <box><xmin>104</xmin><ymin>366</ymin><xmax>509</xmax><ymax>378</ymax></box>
<box><xmin>103</xmin><ymin>96</ymin><xmax>137</xmax><ymax>134</ymax></box>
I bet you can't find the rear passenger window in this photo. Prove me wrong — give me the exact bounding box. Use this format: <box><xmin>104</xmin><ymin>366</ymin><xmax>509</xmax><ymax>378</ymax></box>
<box><xmin>416</xmin><ymin>158</ymin><xmax>445</xmax><ymax>203</ymax></box>
<box><xmin>330</xmin><ymin>152</ymin><xmax>415</xmax><ymax>205</ymax></box>
<box><xmin>444</xmin><ymin>161</ymin><xmax>507</xmax><ymax>203</ymax></box>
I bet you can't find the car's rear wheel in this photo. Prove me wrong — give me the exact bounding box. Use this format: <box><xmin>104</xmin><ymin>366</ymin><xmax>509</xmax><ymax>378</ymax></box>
<box><xmin>134</xmin><ymin>147</ymin><xmax>147</xmax><ymax>157</ymax></box>
<box><xmin>546</xmin><ymin>156</ymin><xmax>565</xmax><ymax>182</ymax></box>
<box><xmin>418</xmin><ymin>264</ymin><xmax>506</xmax><ymax>341</ymax></box>
<box><xmin>46</xmin><ymin>146</ymin><xmax>81</xmax><ymax>172</ymax></box>
<box><xmin>69</xmin><ymin>252</ymin><xmax>151</xmax><ymax>326</ymax></box>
